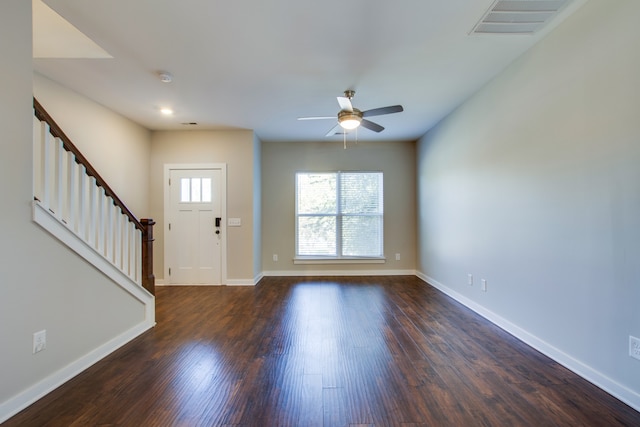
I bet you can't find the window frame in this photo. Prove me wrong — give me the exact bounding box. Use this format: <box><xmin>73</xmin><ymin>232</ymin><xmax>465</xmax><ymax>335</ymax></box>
<box><xmin>294</xmin><ymin>171</ymin><xmax>385</xmax><ymax>264</ymax></box>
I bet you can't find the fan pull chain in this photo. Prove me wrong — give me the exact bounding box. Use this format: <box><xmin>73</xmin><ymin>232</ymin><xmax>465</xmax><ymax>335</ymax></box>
<box><xmin>344</xmin><ymin>132</ymin><xmax>347</xmax><ymax>149</ymax></box>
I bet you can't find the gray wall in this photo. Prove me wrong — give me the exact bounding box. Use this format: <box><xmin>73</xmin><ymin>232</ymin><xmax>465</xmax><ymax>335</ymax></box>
<box><xmin>0</xmin><ymin>1</ymin><xmax>149</xmax><ymax>420</ymax></box>
<box><xmin>417</xmin><ymin>0</ymin><xmax>640</xmax><ymax>407</ymax></box>
<box><xmin>262</xmin><ymin>140</ymin><xmax>416</xmax><ymax>274</ymax></box>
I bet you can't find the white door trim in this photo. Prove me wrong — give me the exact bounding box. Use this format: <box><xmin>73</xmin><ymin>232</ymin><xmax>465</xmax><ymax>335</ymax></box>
<box><xmin>163</xmin><ymin>163</ymin><xmax>227</xmax><ymax>285</ymax></box>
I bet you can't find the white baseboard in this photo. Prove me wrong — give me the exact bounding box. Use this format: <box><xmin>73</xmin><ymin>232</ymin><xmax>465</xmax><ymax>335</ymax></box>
<box><xmin>0</xmin><ymin>320</ymin><xmax>154</xmax><ymax>424</ymax></box>
<box><xmin>156</xmin><ymin>281</ymin><xmax>256</xmax><ymax>286</ymax></box>
<box><xmin>262</xmin><ymin>269</ymin><xmax>416</xmax><ymax>277</ymax></box>
<box><xmin>225</xmin><ymin>278</ymin><xmax>258</xmax><ymax>286</ymax></box>
<box><xmin>415</xmin><ymin>271</ymin><xmax>640</xmax><ymax>413</ymax></box>
<box><xmin>155</xmin><ymin>276</ymin><xmax>261</xmax><ymax>286</ymax></box>
<box><xmin>254</xmin><ymin>272</ymin><xmax>264</xmax><ymax>285</ymax></box>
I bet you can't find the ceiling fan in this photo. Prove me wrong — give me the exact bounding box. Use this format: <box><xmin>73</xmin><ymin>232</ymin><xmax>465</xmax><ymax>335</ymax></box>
<box><xmin>298</xmin><ymin>90</ymin><xmax>404</xmax><ymax>137</ymax></box>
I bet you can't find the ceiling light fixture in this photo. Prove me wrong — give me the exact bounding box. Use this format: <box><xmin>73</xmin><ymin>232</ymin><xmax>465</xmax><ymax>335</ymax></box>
<box><xmin>338</xmin><ymin>109</ymin><xmax>363</xmax><ymax>130</ymax></box>
<box><xmin>160</xmin><ymin>107</ymin><xmax>174</xmax><ymax>115</ymax></box>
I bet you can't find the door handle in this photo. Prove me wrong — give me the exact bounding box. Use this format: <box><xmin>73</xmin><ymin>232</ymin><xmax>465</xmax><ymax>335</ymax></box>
<box><xmin>215</xmin><ymin>217</ymin><xmax>221</xmax><ymax>234</ymax></box>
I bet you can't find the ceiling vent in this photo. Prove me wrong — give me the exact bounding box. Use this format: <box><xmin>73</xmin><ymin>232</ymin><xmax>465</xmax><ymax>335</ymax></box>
<box><xmin>472</xmin><ymin>0</ymin><xmax>571</xmax><ymax>34</ymax></box>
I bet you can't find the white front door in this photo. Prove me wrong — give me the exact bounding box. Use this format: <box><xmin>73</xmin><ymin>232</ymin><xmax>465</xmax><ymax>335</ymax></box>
<box><xmin>166</xmin><ymin>167</ymin><xmax>224</xmax><ymax>284</ymax></box>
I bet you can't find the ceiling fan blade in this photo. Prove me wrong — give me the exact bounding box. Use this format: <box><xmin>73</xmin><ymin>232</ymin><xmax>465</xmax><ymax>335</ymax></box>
<box><xmin>297</xmin><ymin>116</ymin><xmax>336</xmax><ymax>120</ymax></box>
<box><xmin>337</xmin><ymin>96</ymin><xmax>353</xmax><ymax>112</ymax></box>
<box><xmin>362</xmin><ymin>105</ymin><xmax>404</xmax><ymax>117</ymax></box>
<box><xmin>360</xmin><ymin>119</ymin><xmax>384</xmax><ymax>133</ymax></box>
<box><xmin>325</xmin><ymin>123</ymin><xmax>343</xmax><ymax>137</ymax></box>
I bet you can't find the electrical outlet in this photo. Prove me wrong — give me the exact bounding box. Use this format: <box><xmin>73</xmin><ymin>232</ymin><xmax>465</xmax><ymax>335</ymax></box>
<box><xmin>272</xmin><ymin>254</ymin><xmax>278</xmax><ymax>262</ymax></box>
<box><xmin>33</xmin><ymin>330</ymin><xmax>46</xmax><ymax>354</ymax></box>
<box><xmin>468</xmin><ymin>274</ymin><xmax>473</xmax><ymax>286</ymax></box>
<box><xmin>630</xmin><ymin>336</ymin><xmax>640</xmax><ymax>361</ymax></box>
<box><xmin>481</xmin><ymin>279</ymin><xmax>487</xmax><ymax>292</ymax></box>
<box><xmin>395</xmin><ymin>253</ymin><xmax>401</xmax><ymax>261</ymax></box>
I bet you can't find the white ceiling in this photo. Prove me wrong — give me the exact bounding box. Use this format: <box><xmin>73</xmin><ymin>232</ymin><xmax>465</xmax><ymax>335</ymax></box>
<box><xmin>34</xmin><ymin>0</ymin><xmax>586</xmax><ymax>142</ymax></box>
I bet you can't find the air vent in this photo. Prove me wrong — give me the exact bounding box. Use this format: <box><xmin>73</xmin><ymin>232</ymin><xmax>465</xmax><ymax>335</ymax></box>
<box><xmin>472</xmin><ymin>0</ymin><xmax>571</xmax><ymax>34</ymax></box>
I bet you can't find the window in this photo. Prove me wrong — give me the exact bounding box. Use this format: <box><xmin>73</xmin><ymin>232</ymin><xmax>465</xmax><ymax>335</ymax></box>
<box><xmin>180</xmin><ymin>177</ymin><xmax>212</xmax><ymax>203</ymax></box>
<box><xmin>296</xmin><ymin>171</ymin><xmax>383</xmax><ymax>259</ymax></box>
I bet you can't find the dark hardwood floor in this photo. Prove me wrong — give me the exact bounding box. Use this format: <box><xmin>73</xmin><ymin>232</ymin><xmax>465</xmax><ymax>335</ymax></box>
<box><xmin>4</xmin><ymin>276</ymin><xmax>639</xmax><ymax>426</ymax></box>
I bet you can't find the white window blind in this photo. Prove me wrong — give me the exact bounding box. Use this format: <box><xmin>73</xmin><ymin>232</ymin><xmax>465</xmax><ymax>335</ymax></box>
<box><xmin>296</xmin><ymin>171</ymin><xmax>383</xmax><ymax>258</ymax></box>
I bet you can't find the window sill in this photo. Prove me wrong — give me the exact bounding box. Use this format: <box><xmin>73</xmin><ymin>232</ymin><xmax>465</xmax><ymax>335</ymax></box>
<box><xmin>293</xmin><ymin>257</ymin><xmax>386</xmax><ymax>265</ymax></box>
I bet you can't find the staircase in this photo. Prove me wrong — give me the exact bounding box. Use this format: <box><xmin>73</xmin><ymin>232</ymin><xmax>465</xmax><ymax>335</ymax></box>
<box><xmin>32</xmin><ymin>98</ymin><xmax>155</xmax><ymax>302</ymax></box>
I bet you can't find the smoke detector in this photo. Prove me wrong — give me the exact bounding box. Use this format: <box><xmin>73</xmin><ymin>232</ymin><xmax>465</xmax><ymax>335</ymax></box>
<box><xmin>158</xmin><ymin>71</ymin><xmax>173</xmax><ymax>83</ymax></box>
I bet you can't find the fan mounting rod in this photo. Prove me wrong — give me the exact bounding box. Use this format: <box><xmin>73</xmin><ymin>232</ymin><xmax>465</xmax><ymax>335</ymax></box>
<box><xmin>344</xmin><ymin>90</ymin><xmax>355</xmax><ymax>100</ymax></box>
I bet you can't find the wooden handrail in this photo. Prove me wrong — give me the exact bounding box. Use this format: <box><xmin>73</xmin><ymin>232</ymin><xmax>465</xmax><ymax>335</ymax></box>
<box><xmin>33</xmin><ymin>98</ymin><xmax>143</xmax><ymax>232</ymax></box>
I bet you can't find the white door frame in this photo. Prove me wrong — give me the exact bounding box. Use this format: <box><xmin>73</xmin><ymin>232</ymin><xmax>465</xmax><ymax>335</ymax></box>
<box><xmin>164</xmin><ymin>163</ymin><xmax>227</xmax><ymax>285</ymax></box>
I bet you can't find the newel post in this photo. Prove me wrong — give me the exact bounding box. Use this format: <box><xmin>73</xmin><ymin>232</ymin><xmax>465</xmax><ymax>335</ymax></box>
<box><xmin>141</xmin><ymin>218</ymin><xmax>156</xmax><ymax>295</ymax></box>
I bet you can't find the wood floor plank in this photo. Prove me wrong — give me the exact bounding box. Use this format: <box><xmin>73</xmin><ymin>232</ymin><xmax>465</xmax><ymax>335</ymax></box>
<box><xmin>3</xmin><ymin>276</ymin><xmax>639</xmax><ymax>426</ymax></box>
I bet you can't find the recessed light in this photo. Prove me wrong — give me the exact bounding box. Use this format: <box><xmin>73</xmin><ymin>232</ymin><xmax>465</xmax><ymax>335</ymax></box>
<box><xmin>160</xmin><ymin>108</ymin><xmax>174</xmax><ymax>116</ymax></box>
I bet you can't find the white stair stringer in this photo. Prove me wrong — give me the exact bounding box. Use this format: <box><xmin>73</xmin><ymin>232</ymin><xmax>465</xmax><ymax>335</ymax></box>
<box><xmin>32</xmin><ymin>200</ymin><xmax>155</xmax><ymax>318</ymax></box>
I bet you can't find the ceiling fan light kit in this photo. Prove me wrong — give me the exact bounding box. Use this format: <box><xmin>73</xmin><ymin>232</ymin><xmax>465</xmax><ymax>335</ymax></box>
<box><xmin>338</xmin><ymin>109</ymin><xmax>363</xmax><ymax>130</ymax></box>
<box><xmin>298</xmin><ymin>90</ymin><xmax>404</xmax><ymax>146</ymax></box>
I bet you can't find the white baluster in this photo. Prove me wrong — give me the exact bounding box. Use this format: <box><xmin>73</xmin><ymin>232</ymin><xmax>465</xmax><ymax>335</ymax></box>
<box><xmin>41</xmin><ymin>123</ymin><xmax>52</xmax><ymax>210</ymax></box>
<box><xmin>60</xmin><ymin>149</ymin><xmax>72</xmax><ymax>225</ymax></box>
<box><xmin>78</xmin><ymin>165</ymin><xmax>88</xmax><ymax>240</ymax></box>
<box><xmin>54</xmin><ymin>137</ymin><xmax>64</xmax><ymax>221</ymax></box>
<box><xmin>135</xmin><ymin>228</ymin><xmax>142</xmax><ymax>284</ymax></box>
<box><xmin>106</xmin><ymin>199</ymin><xmax>115</xmax><ymax>264</ymax></box>
<box><xmin>115</xmin><ymin>210</ymin><xmax>123</xmax><ymax>270</ymax></box>
<box><xmin>33</xmin><ymin>116</ymin><xmax>43</xmax><ymax>202</ymax></box>
<box><xmin>88</xmin><ymin>176</ymin><xmax>98</xmax><ymax>248</ymax></box>
<box><xmin>67</xmin><ymin>157</ymin><xmax>78</xmax><ymax>233</ymax></box>
<box><xmin>122</xmin><ymin>218</ymin><xmax>130</xmax><ymax>276</ymax></box>
<box><xmin>97</xmin><ymin>186</ymin><xmax>106</xmax><ymax>256</ymax></box>
<box><xmin>129</xmin><ymin>221</ymin><xmax>136</xmax><ymax>280</ymax></box>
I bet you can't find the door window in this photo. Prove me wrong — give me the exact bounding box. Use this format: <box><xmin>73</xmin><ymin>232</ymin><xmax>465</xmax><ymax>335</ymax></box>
<box><xmin>180</xmin><ymin>177</ymin><xmax>212</xmax><ymax>203</ymax></box>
